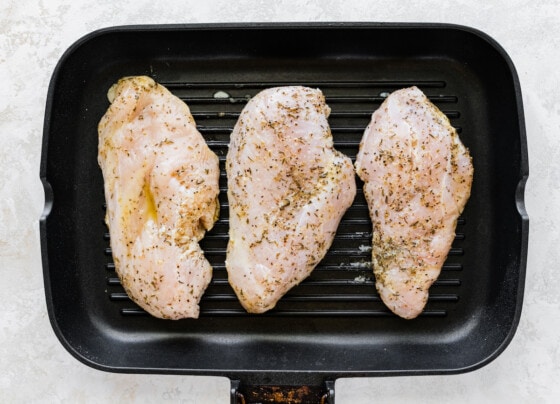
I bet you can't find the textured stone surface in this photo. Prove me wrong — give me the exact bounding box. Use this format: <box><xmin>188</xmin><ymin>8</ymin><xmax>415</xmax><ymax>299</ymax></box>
<box><xmin>1</xmin><ymin>0</ymin><xmax>558</xmax><ymax>402</ymax></box>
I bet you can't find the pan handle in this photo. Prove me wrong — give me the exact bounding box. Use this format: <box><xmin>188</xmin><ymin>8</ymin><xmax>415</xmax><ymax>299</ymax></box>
<box><xmin>230</xmin><ymin>380</ymin><xmax>335</xmax><ymax>404</ymax></box>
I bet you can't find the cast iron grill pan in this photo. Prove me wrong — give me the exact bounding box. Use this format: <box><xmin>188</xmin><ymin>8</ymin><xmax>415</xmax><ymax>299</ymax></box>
<box><xmin>104</xmin><ymin>79</ymin><xmax>466</xmax><ymax>318</ymax></box>
<box><xmin>41</xmin><ymin>24</ymin><xmax>528</xmax><ymax>402</ymax></box>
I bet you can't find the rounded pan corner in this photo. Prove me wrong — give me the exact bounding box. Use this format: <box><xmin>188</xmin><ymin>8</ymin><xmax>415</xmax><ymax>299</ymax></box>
<box><xmin>43</xmin><ymin>312</ymin><xmax>106</xmax><ymax>373</ymax></box>
<box><xmin>451</xmin><ymin>316</ymin><xmax>525</xmax><ymax>376</ymax></box>
<box><xmin>40</xmin><ymin>296</ymin><xmax>146</xmax><ymax>376</ymax></box>
<box><xmin>40</xmin><ymin>261</ymin><xmax>109</xmax><ymax>375</ymax></box>
<box><xmin>420</xmin><ymin>22</ymin><xmax>521</xmax><ymax>66</ymax></box>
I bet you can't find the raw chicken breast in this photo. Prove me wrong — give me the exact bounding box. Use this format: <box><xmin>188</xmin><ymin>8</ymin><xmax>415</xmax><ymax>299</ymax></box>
<box><xmin>98</xmin><ymin>76</ymin><xmax>220</xmax><ymax>319</ymax></box>
<box><xmin>226</xmin><ymin>86</ymin><xmax>356</xmax><ymax>313</ymax></box>
<box><xmin>355</xmin><ymin>86</ymin><xmax>473</xmax><ymax>319</ymax></box>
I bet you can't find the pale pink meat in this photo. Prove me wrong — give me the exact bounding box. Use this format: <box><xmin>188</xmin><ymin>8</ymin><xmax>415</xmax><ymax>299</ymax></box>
<box><xmin>226</xmin><ymin>86</ymin><xmax>356</xmax><ymax>313</ymax></box>
<box><xmin>98</xmin><ymin>76</ymin><xmax>220</xmax><ymax>319</ymax></box>
<box><xmin>355</xmin><ymin>86</ymin><xmax>473</xmax><ymax>319</ymax></box>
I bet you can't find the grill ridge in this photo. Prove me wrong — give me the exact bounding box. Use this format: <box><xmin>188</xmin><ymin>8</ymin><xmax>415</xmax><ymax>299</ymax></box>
<box><xmin>104</xmin><ymin>79</ymin><xmax>465</xmax><ymax>318</ymax></box>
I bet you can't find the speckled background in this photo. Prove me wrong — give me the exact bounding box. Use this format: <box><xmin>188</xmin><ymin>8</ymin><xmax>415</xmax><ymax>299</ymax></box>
<box><xmin>1</xmin><ymin>0</ymin><xmax>558</xmax><ymax>402</ymax></box>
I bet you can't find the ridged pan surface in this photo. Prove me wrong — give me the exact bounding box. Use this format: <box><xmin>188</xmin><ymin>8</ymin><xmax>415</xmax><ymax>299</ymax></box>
<box><xmin>40</xmin><ymin>23</ymin><xmax>528</xmax><ymax>386</ymax></box>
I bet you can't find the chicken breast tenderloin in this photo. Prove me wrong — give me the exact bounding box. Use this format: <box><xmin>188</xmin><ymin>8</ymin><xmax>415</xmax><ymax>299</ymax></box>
<box><xmin>226</xmin><ymin>86</ymin><xmax>356</xmax><ymax>313</ymax></box>
<box><xmin>98</xmin><ymin>76</ymin><xmax>220</xmax><ymax>319</ymax></box>
<box><xmin>355</xmin><ymin>87</ymin><xmax>473</xmax><ymax>319</ymax></box>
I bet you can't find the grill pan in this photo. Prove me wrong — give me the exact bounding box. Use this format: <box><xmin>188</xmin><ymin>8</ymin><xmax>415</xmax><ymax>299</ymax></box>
<box><xmin>40</xmin><ymin>23</ymin><xmax>528</xmax><ymax>403</ymax></box>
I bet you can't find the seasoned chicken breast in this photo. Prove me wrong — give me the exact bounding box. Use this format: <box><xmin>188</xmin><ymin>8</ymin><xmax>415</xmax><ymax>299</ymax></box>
<box><xmin>98</xmin><ymin>76</ymin><xmax>220</xmax><ymax>319</ymax></box>
<box><xmin>226</xmin><ymin>86</ymin><xmax>356</xmax><ymax>313</ymax></box>
<box><xmin>355</xmin><ymin>86</ymin><xmax>473</xmax><ymax>319</ymax></box>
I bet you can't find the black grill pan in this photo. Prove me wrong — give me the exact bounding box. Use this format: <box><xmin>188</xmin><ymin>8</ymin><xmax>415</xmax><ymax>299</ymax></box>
<box><xmin>40</xmin><ymin>23</ymin><xmax>528</xmax><ymax>403</ymax></box>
